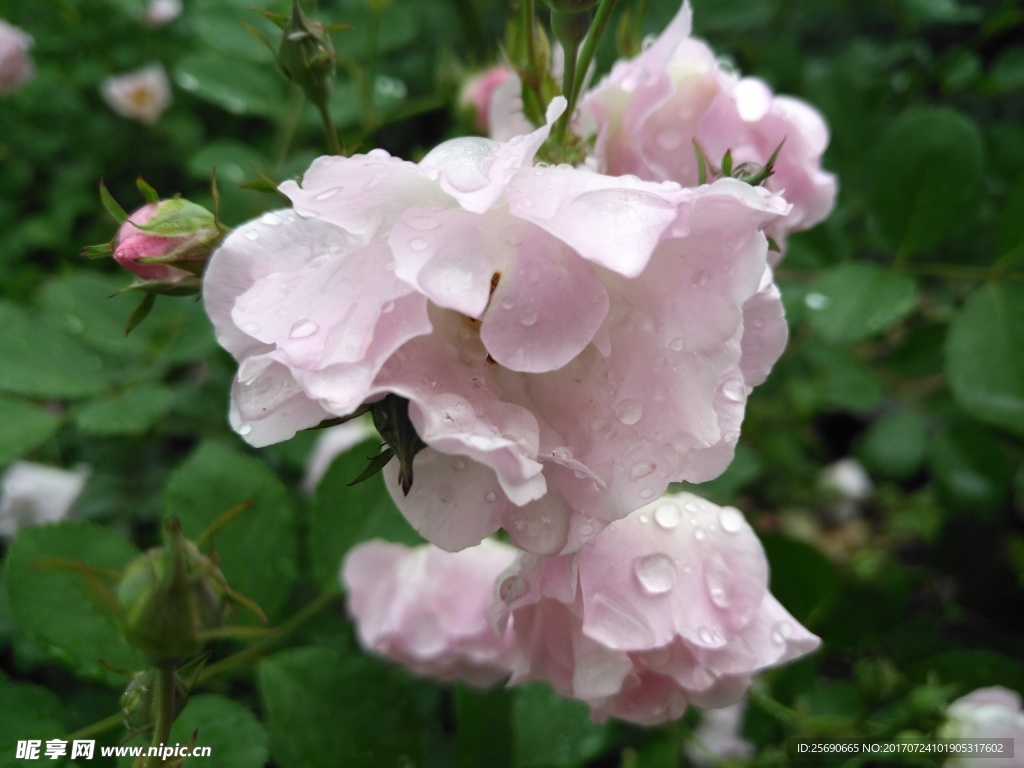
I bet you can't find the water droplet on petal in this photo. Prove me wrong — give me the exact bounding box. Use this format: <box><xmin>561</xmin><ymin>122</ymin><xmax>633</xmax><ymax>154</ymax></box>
<box><xmin>718</xmin><ymin>506</ymin><xmax>744</xmax><ymax>533</ymax></box>
<box><xmin>259</xmin><ymin>212</ymin><xmax>282</xmax><ymax>226</ymax></box>
<box><xmin>451</xmin><ymin>458</ymin><xmax>466</xmax><ymax>471</ymax></box>
<box><xmin>697</xmin><ymin>625</ymin><xmax>725</xmax><ymax>647</ymax></box>
<box><xmin>669</xmin><ymin>337</ymin><xmax>685</xmax><ymax>352</ymax></box>
<box><xmin>552</xmin><ymin>446</ymin><xmax>573</xmax><ymax>460</ymax></box>
<box><xmin>520</xmin><ymin>305</ymin><xmax>538</xmax><ymax>326</ymax></box>
<box><xmin>242</xmin><ymin>322</ymin><xmax>260</xmax><ymax>334</ymax></box>
<box><xmin>500</xmin><ymin>296</ymin><xmax>515</xmax><ymax>310</ymax></box>
<box><xmin>614</xmin><ymin>398</ymin><xmax>643</xmax><ymax>425</ymax></box>
<box><xmin>634</xmin><ymin>553</ymin><xmax>677</xmax><ymax>594</ymax></box>
<box><xmin>721</xmin><ymin>378</ymin><xmax>746</xmax><ymax>402</ymax></box>
<box><xmin>639</xmin><ymin>487</ymin><xmax>654</xmax><ymax>499</ymax></box>
<box><xmin>409</xmin><ymin>237</ymin><xmax>428</xmax><ymax>252</ymax></box>
<box><xmin>694</xmin><ymin>527</ymin><xmax>707</xmax><ymax>541</ymax></box>
<box><xmin>314</xmin><ymin>187</ymin><xmax>341</xmax><ymax>201</ymax></box>
<box><xmin>244</xmin><ymin>229</ymin><xmax>260</xmax><ymax>241</ymax></box>
<box><xmin>654</xmin><ymin>501</ymin><xmax>682</xmax><ymax>529</ymax></box>
<box><xmin>484</xmin><ymin>491</ymin><xmax>496</xmax><ymax>502</ymax></box>
<box><xmin>771</xmin><ymin>621</ymin><xmax>793</xmax><ymax>644</ymax></box>
<box><xmin>590</xmin><ymin>417</ymin><xmax>609</xmax><ymax>432</ymax></box>
<box><xmin>691</xmin><ymin>269</ymin><xmax>708</xmax><ymax>287</ymax></box>
<box><xmin>289</xmin><ymin>319</ymin><xmax>319</xmax><ymax>339</ymax></box>
<box><xmin>656</xmin><ymin>130</ymin><xmax>684</xmax><ymax>151</ymax></box>
<box><xmin>629</xmin><ymin>460</ymin><xmax>656</xmax><ymax>481</ymax></box>
<box><xmin>381</xmin><ymin>300</ymin><xmax>395</xmax><ymax>313</ymax></box>
<box><xmin>577</xmin><ymin>522</ymin><xmax>596</xmax><ymax>536</ymax></box>
<box><xmin>238</xmin><ymin>423</ymin><xmax>253</xmax><ymax>436</ymax></box>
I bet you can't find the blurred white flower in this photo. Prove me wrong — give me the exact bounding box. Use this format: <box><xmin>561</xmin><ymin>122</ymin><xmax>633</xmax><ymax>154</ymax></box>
<box><xmin>0</xmin><ymin>462</ymin><xmax>90</xmax><ymax>539</ymax></box>
<box><xmin>940</xmin><ymin>686</ymin><xmax>1024</xmax><ymax>768</ymax></box>
<box><xmin>0</xmin><ymin>19</ymin><xmax>34</xmax><ymax>96</ymax></box>
<box><xmin>302</xmin><ymin>418</ymin><xmax>375</xmax><ymax>495</ymax></box>
<box><xmin>101</xmin><ymin>63</ymin><xmax>172</xmax><ymax>124</ymax></box>
<box><xmin>684</xmin><ymin>701</ymin><xmax>755</xmax><ymax>767</ymax></box>
<box><xmin>817</xmin><ymin>457</ymin><xmax>873</xmax><ymax>523</ymax></box>
<box><xmin>143</xmin><ymin>0</ymin><xmax>183</xmax><ymax>28</ymax></box>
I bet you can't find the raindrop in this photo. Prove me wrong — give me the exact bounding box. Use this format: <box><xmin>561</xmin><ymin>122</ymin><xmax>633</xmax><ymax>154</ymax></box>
<box><xmin>314</xmin><ymin>187</ymin><xmax>341</xmax><ymax>201</ymax></box>
<box><xmin>705</xmin><ymin>569</ymin><xmax>730</xmax><ymax>608</ymax></box>
<box><xmin>653</xmin><ymin>501</ymin><xmax>682</xmax><ymax>529</ymax></box>
<box><xmin>771</xmin><ymin>621</ymin><xmax>793</xmax><ymax>645</ymax></box>
<box><xmin>244</xmin><ymin>229</ymin><xmax>260</xmax><ymax>241</ymax></box>
<box><xmin>656</xmin><ymin>130</ymin><xmax>684</xmax><ymax>151</ymax></box>
<box><xmin>484</xmin><ymin>491</ymin><xmax>497</xmax><ymax>503</ymax></box>
<box><xmin>633</xmin><ymin>553</ymin><xmax>676</xmax><ymax>594</ymax></box>
<box><xmin>691</xmin><ymin>269</ymin><xmax>708</xmax><ymax>287</ymax></box>
<box><xmin>409</xmin><ymin>237</ymin><xmax>428</xmax><ymax>252</ymax></box>
<box><xmin>639</xmin><ymin>513</ymin><xmax>650</xmax><ymax>524</ymax></box>
<box><xmin>242</xmin><ymin>322</ymin><xmax>260</xmax><ymax>334</ymax></box>
<box><xmin>520</xmin><ymin>305</ymin><xmax>538</xmax><ymax>326</ymax></box>
<box><xmin>384</xmin><ymin>259</ymin><xmax>396</xmax><ymax>272</ymax></box>
<box><xmin>451</xmin><ymin>458</ymin><xmax>466</xmax><ymax>471</ymax></box>
<box><xmin>694</xmin><ymin>527</ymin><xmax>707</xmax><ymax>541</ymax></box>
<box><xmin>669</xmin><ymin>337</ymin><xmax>685</xmax><ymax>352</ymax></box>
<box><xmin>500</xmin><ymin>296</ymin><xmax>515</xmax><ymax>310</ymax></box>
<box><xmin>697</xmin><ymin>625</ymin><xmax>725</xmax><ymax>647</ymax></box>
<box><xmin>639</xmin><ymin>487</ymin><xmax>654</xmax><ymax>500</ymax></box>
<box><xmin>577</xmin><ymin>522</ymin><xmax>596</xmax><ymax>536</ymax></box>
<box><xmin>238</xmin><ymin>423</ymin><xmax>253</xmax><ymax>436</ymax></box>
<box><xmin>590</xmin><ymin>417</ymin><xmax>610</xmax><ymax>432</ymax></box>
<box><xmin>552</xmin><ymin>446</ymin><xmax>573</xmax><ymax>460</ymax></box>
<box><xmin>629</xmin><ymin>460</ymin><xmax>656</xmax><ymax>481</ymax></box>
<box><xmin>615</xmin><ymin>399</ymin><xmax>643</xmax><ymax>425</ymax></box>
<box><xmin>289</xmin><ymin>319</ymin><xmax>319</xmax><ymax>339</ymax></box>
<box><xmin>259</xmin><ymin>212</ymin><xmax>282</xmax><ymax>226</ymax></box>
<box><xmin>381</xmin><ymin>300</ymin><xmax>395</xmax><ymax>313</ymax></box>
<box><xmin>721</xmin><ymin>379</ymin><xmax>746</xmax><ymax>402</ymax></box>
<box><xmin>718</xmin><ymin>506</ymin><xmax>744</xmax><ymax>533</ymax></box>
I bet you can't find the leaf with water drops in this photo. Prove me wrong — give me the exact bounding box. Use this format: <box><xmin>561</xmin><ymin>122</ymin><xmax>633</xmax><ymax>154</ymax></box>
<box><xmin>804</xmin><ymin>263</ymin><xmax>917</xmax><ymax>342</ymax></box>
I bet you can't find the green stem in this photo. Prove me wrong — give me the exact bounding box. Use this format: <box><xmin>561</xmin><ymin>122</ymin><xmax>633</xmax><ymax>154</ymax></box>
<box><xmin>65</xmin><ymin>713</ymin><xmax>123</xmax><ymax>742</ymax></box>
<box><xmin>572</xmin><ymin>0</ymin><xmax>618</xmax><ymax>102</ymax></box>
<box><xmin>272</xmin><ymin>84</ymin><xmax>306</xmax><ymax>173</ymax></box>
<box><xmin>552</xmin><ymin>39</ymin><xmax>580</xmax><ymax>145</ymax></box>
<box><xmin>148</xmin><ymin>666</ymin><xmax>176</xmax><ymax>765</ymax></box>
<box><xmin>523</xmin><ymin>0</ymin><xmax>537</xmax><ymax>77</ymax></box>
<box><xmin>317</xmin><ymin>101</ymin><xmax>342</xmax><ymax>155</ymax></box>
<box><xmin>362</xmin><ymin>4</ymin><xmax>382</xmax><ymax>132</ymax></box>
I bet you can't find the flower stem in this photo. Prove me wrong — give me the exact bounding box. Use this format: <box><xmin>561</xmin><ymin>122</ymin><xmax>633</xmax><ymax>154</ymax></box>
<box><xmin>317</xmin><ymin>101</ymin><xmax>343</xmax><ymax>155</ymax></box>
<box><xmin>572</xmin><ymin>0</ymin><xmax>617</xmax><ymax>103</ymax></box>
<box><xmin>147</xmin><ymin>666</ymin><xmax>176</xmax><ymax>765</ymax></box>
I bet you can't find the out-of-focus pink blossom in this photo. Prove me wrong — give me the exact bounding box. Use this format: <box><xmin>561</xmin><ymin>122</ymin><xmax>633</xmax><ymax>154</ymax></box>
<box><xmin>205</xmin><ymin>98</ymin><xmax>789</xmax><ymax>556</ymax></box>
<box><xmin>460</xmin><ymin>65</ymin><xmax>513</xmax><ymax>134</ymax></box>
<box><xmin>492</xmin><ymin>491</ymin><xmax>819</xmax><ymax>724</ymax></box>
<box><xmin>578</xmin><ymin>2</ymin><xmax>836</xmax><ymax>256</ymax></box>
<box><xmin>940</xmin><ymin>687</ymin><xmax>1024</xmax><ymax>768</ymax></box>
<box><xmin>0</xmin><ymin>20</ymin><xmax>34</xmax><ymax>96</ymax></box>
<box><xmin>684</xmin><ymin>701</ymin><xmax>754</xmax><ymax>766</ymax></box>
<box><xmin>113</xmin><ymin>200</ymin><xmax>217</xmax><ymax>283</ymax></box>
<box><xmin>143</xmin><ymin>0</ymin><xmax>183</xmax><ymax>27</ymax></box>
<box><xmin>101</xmin><ymin>63</ymin><xmax>172</xmax><ymax>124</ymax></box>
<box><xmin>0</xmin><ymin>462</ymin><xmax>90</xmax><ymax>539</ymax></box>
<box><xmin>342</xmin><ymin>538</ymin><xmax>519</xmax><ymax>686</ymax></box>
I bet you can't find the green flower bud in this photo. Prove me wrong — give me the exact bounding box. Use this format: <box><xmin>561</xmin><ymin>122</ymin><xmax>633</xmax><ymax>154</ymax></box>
<box><xmin>277</xmin><ymin>0</ymin><xmax>336</xmax><ymax>108</ymax></box>
<box><xmin>121</xmin><ymin>669</ymin><xmax>187</xmax><ymax>732</ymax></box>
<box><xmin>117</xmin><ymin>520</ymin><xmax>232</xmax><ymax>667</ymax></box>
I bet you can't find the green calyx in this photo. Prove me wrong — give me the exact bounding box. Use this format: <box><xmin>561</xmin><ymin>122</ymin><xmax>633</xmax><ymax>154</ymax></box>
<box><xmin>277</xmin><ymin>0</ymin><xmax>337</xmax><ymax>109</ymax></box>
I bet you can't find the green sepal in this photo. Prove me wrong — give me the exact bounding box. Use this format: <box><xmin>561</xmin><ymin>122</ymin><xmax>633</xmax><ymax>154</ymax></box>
<box><xmin>240</xmin><ymin>176</ymin><xmax>281</xmax><ymax>193</ymax></box>
<box><xmin>82</xmin><ymin>242</ymin><xmax>113</xmax><ymax>259</ymax></box>
<box><xmin>126</xmin><ymin>293</ymin><xmax>157</xmax><ymax>336</ymax></box>
<box><xmin>253</xmin><ymin>8</ymin><xmax>289</xmax><ymax>29</ymax></box>
<box><xmin>100</xmin><ymin>180</ymin><xmax>130</xmax><ymax>224</ymax></box>
<box><xmin>135</xmin><ymin>197</ymin><xmax>217</xmax><ymax>238</ymax></box>
<box><xmin>112</xmin><ymin>276</ymin><xmax>202</xmax><ymax>297</ymax></box>
<box><xmin>242</xmin><ymin>19</ymin><xmax>279</xmax><ymax>57</ymax></box>
<box><xmin>347</xmin><ymin>446</ymin><xmax>395</xmax><ymax>487</ymax></box>
<box><xmin>370</xmin><ymin>394</ymin><xmax>427</xmax><ymax>495</ymax></box>
<box><xmin>767</xmin><ymin>236</ymin><xmax>781</xmax><ymax>253</ymax></box>
<box><xmin>721</xmin><ymin>148</ymin><xmax>733</xmax><ymax>177</ymax></box>
<box><xmin>693</xmin><ymin>140</ymin><xmax>710</xmax><ymax>185</ymax></box>
<box><xmin>136</xmin><ymin>176</ymin><xmax>160</xmax><ymax>204</ymax></box>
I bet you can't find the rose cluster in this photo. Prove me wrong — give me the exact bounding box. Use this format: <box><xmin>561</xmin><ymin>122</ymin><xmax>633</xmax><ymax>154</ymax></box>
<box><xmin>195</xmin><ymin>0</ymin><xmax>834</xmax><ymax>723</ymax></box>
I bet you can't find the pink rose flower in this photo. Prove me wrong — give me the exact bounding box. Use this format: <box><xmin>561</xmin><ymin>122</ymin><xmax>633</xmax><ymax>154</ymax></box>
<box><xmin>460</xmin><ymin>65</ymin><xmax>513</xmax><ymax>134</ymax></box>
<box><xmin>578</xmin><ymin>2</ymin><xmax>836</xmax><ymax>255</ymax></box>
<box><xmin>101</xmin><ymin>63</ymin><xmax>172</xmax><ymax>124</ymax></box>
<box><xmin>492</xmin><ymin>491</ymin><xmax>820</xmax><ymax>724</ymax></box>
<box><xmin>113</xmin><ymin>200</ymin><xmax>218</xmax><ymax>283</ymax></box>
<box><xmin>940</xmin><ymin>687</ymin><xmax>1024</xmax><ymax>768</ymax></box>
<box><xmin>204</xmin><ymin>99</ymin><xmax>789</xmax><ymax>555</ymax></box>
<box><xmin>0</xmin><ymin>20</ymin><xmax>34</xmax><ymax>96</ymax></box>
<box><xmin>342</xmin><ymin>538</ymin><xmax>519</xmax><ymax>686</ymax></box>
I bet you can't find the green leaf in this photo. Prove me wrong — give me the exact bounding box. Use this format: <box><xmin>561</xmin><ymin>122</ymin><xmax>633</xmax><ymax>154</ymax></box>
<box><xmin>456</xmin><ymin>685</ymin><xmax>514</xmax><ymax>768</ymax></box>
<box><xmin>164</xmin><ymin>441</ymin><xmax>298</xmax><ymax>622</ymax></box>
<box><xmin>172</xmin><ymin>695</ymin><xmax>269</xmax><ymax>768</ymax></box>
<box><xmin>125</xmin><ymin>292</ymin><xmax>157</xmax><ymax>336</ymax></box>
<box><xmin>915</xmin><ymin>650</ymin><xmax>1024</xmax><ymax>697</ymax></box>
<box><xmin>258</xmin><ymin>647</ymin><xmax>426</xmax><ymax>768</ymax></box>
<box><xmin>309</xmin><ymin>439</ymin><xmax>421</xmax><ymax>589</ymax></box>
<box><xmin>75</xmin><ymin>384</ymin><xmax>176</xmax><ymax>436</ymax></box>
<box><xmin>857</xmin><ymin>409</ymin><xmax>929</xmax><ymax>480</ymax></box>
<box><xmin>996</xmin><ymin>176</ymin><xmax>1024</xmax><ymax>260</ymax></box>
<box><xmin>188</xmin><ymin>141</ymin><xmax>267</xmax><ymax>188</ymax></box>
<box><xmin>760</xmin><ymin>534</ymin><xmax>838</xmax><ymax>625</ymax></box>
<box><xmin>174</xmin><ymin>53</ymin><xmax>284</xmax><ymax>117</ymax></box>
<box><xmin>928</xmin><ymin>423</ymin><xmax>1015</xmax><ymax>514</ymax></box>
<box><xmin>0</xmin><ymin>395</ymin><xmax>62</xmax><ymax>463</ymax></box>
<box><xmin>869</xmin><ymin>107</ymin><xmax>984</xmax><ymax>256</ymax></box>
<box><xmin>0</xmin><ymin>301</ymin><xmax>112</xmax><ymax>399</ymax></box>
<box><xmin>4</xmin><ymin>522</ymin><xmax>142</xmax><ymax>684</ymax></box>
<box><xmin>512</xmin><ymin>683</ymin><xmax>608</xmax><ymax>768</ymax></box>
<box><xmin>0</xmin><ymin>680</ymin><xmax>66</xmax><ymax>768</ymax></box>
<box><xmin>804</xmin><ymin>263</ymin><xmax>917</xmax><ymax>342</ymax></box>
<box><xmin>946</xmin><ymin>284</ymin><xmax>1024</xmax><ymax>438</ymax></box>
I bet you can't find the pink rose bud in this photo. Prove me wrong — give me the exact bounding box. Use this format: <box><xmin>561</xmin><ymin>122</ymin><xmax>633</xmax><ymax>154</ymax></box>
<box><xmin>493</xmin><ymin>491</ymin><xmax>820</xmax><ymax>724</ymax></box>
<box><xmin>101</xmin><ymin>63</ymin><xmax>172</xmax><ymax>125</ymax></box>
<box><xmin>940</xmin><ymin>687</ymin><xmax>1024</xmax><ymax>768</ymax></box>
<box><xmin>342</xmin><ymin>539</ymin><xmax>519</xmax><ymax>686</ymax></box>
<box><xmin>113</xmin><ymin>198</ymin><xmax>222</xmax><ymax>286</ymax></box>
<box><xmin>0</xmin><ymin>19</ymin><xmax>35</xmax><ymax>96</ymax></box>
<box><xmin>578</xmin><ymin>1</ymin><xmax>836</xmax><ymax>257</ymax></box>
<box><xmin>459</xmin><ymin>65</ymin><xmax>513</xmax><ymax>133</ymax></box>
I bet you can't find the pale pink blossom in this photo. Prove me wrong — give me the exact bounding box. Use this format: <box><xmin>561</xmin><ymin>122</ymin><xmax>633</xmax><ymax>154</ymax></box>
<box><xmin>460</xmin><ymin>65</ymin><xmax>513</xmax><ymax>134</ymax></box>
<box><xmin>940</xmin><ymin>687</ymin><xmax>1024</xmax><ymax>768</ymax></box>
<box><xmin>577</xmin><ymin>2</ymin><xmax>836</xmax><ymax>255</ymax></box>
<box><xmin>342</xmin><ymin>538</ymin><xmax>519</xmax><ymax>686</ymax></box>
<box><xmin>101</xmin><ymin>63</ymin><xmax>172</xmax><ymax>124</ymax></box>
<box><xmin>684</xmin><ymin>701</ymin><xmax>754</xmax><ymax>766</ymax></box>
<box><xmin>204</xmin><ymin>99</ymin><xmax>789</xmax><ymax>555</ymax></box>
<box><xmin>0</xmin><ymin>462</ymin><xmax>90</xmax><ymax>539</ymax></box>
<box><xmin>492</xmin><ymin>491</ymin><xmax>819</xmax><ymax>724</ymax></box>
<box><xmin>0</xmin><ymin>20</ymin><xmax>34</xmax><ymax>96</ymax></box>
<box><xmin>143</xmin><ymin>0</ymin><xmax>183</xmax><ymax>28</ymax></box>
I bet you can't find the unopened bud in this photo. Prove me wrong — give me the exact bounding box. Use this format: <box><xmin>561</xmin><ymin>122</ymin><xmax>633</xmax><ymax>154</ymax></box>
<box><xmin>277</xmin><ymin>0</ymin><xmax>336</xmax><ymax>108</ymax></box>
<box><xmin>121</xmin><ymin>668</ymin><xmax>187</xmax><ymax>731</ymax></box>
<box><xmin>117</xmin><ymin>520</ymin><xmax>231</xmax><ymax>666</ymax></box>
